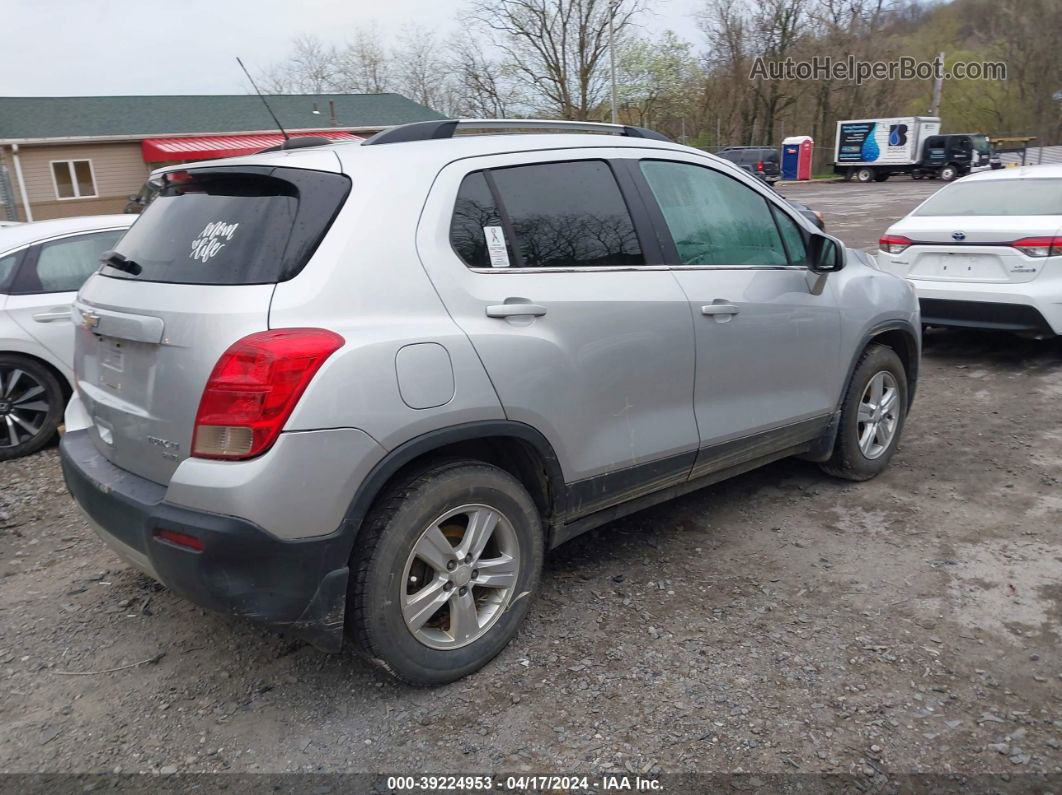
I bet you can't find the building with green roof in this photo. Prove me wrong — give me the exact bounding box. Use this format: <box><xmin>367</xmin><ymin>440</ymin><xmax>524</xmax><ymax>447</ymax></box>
<box><xmin>0</xmin><ymin>93</ymin><xmax>444</xmax><ymax>221</ymax></box>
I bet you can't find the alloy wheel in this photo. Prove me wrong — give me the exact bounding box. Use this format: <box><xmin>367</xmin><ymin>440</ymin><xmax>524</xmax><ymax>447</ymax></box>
<box><xmin>0</xmin><ymin>366</ymin><xmax>50</xmax><ymax>449</ymax></box>
<box><xmin>857</xmin><ymin>371</ymin><xmax>899</xmax><ymax>460</ymax></box>
<box><xmin>401</xmin><ymin>504</ymin><xmax>520</xmax><ymax>650</ymax></box>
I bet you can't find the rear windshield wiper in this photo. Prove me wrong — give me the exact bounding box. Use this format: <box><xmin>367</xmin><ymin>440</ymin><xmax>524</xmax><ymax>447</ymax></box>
<box><xmin>100</xmin><ymin>249</ymin><xmax>142</xmax><ymax>277</ymax></box>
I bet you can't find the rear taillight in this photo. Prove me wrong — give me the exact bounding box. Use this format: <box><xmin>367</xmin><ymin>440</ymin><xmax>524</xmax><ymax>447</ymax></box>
<box><xmin>192</xmin><ymin>329</ymin><xmax>344</xmax><ymax>460</ymax></box>
<box><xmin>756</xmin><ymin>160</ymin><xmax>764</xmax><ymax>172</ymax></box>
<box><xmin>1011</xmin><ymin>236</ymin><xmax>1062</xmax><ymax>258</ymax></box>
<box><xmin>879</xmin><ymin>235</ymin><xmax>913</xmax><ymax>254</ymax></box>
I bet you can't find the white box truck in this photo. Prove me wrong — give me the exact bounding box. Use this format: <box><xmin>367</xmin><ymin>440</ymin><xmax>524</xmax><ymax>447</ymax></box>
<box><xmin>833</xmin><ymin>116</ymin><xmax>940</xmax><ymax>182</ymax></box>
<box><xmin>833</xmin><ymin>116</ymin><xmax>997</xmax><ymax>183</ymax></box>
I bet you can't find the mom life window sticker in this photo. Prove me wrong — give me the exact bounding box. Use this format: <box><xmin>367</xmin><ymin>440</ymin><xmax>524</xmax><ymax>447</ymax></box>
<box><xmin>190</xmin><ymin>221</ymin><xmax>239</xmax><ymax>264</ymax></box>
<box><xmin>483</xmin><ymin>225</ymin><xmax>511</xmax><ymax>268</ymax></box>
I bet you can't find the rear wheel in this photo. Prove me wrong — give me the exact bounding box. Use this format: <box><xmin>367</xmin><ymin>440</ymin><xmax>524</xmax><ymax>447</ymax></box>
<box><xmin>821</xmin><ymin>344</ymin><xmax>908</xmax><ymax>481</ymax></box>
<box><xmin>873</xmin><ymin>172</ymin><xmax>891</xmax><ymax>182</ymax></box>
<box><xmin>912</xmin><ymin>171</ymin><xmax>924</xmax><ymax>180</ymax></box>
<box><xmin>855</xmin><ymin>167</ymin><xmax>874</xmax><ymax>183</ymax></box>
<box><xmin>347</xmin><ymin>460</ymin><xmax>543</xmax><ymax>685</ymax></box>
<box><xmin>0</xmin><ymin>355</ymin><xmax>65</xmax><ymax>461</ymax></box>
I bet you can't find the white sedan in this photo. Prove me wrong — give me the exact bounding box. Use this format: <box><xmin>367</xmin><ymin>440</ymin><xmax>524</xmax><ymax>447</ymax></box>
<box><xmin>877</xmin><ymin>165</ymin><xmax>1062</xmax><ymax>338</ymax></box>
<box><xmin>0</xmin><ymin>215</ymin><xmax>134</xmax><ymax>459</ymax></box>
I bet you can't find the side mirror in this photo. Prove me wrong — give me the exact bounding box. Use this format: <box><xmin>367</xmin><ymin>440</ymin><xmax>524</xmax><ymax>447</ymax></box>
<box><xmin>808</xmin><ymin>234</ymin><xmax>845</xmax><ymax>274</ymax></box>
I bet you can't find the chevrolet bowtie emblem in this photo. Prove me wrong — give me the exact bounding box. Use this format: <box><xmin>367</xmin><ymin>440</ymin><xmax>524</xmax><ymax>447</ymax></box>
<box><xmin>81</xmin><ymin>311</ymin><xmax>101</xmax><ymax>330</ymax></box>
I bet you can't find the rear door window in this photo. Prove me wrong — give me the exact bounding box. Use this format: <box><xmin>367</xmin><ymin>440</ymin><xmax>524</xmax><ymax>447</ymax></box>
<box><xmin>450</xmin><ymin>160</ymin><xmax>644</xmax><ymax>269</ymax></box>
<box><xmin>0</xmin><ymin>250</ymin><xmax>22</xmax><ymax>292</ymax></box>
<box><xmin>10</xmin><ymin>230</ymin><xmax>124</xmax><ymax>294</ymax></box>
<box><xmin>105</xmin><ymin>168</ymin><xmax>350</xmax><ymax>285</ymax></box>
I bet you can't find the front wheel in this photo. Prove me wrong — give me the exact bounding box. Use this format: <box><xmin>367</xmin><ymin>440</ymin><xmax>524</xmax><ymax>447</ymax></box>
<box><xmin>0</xmin><ymin>355</ymin><xmax>66</xmax><ymax>461</ymax></box>
<box><xmin>821</xmin><ymin>344</ymin><xmax>908</xmax><ymax>481</ymax></box>
<box><xmin>347</xmin><ymin>460</ymin><xmax>544</xmax><ymax>685</ymax></box>
<box><xmin>940</xmin><ymin>164</ymin><xmax>959</xmax><ymax>181</ymax></box>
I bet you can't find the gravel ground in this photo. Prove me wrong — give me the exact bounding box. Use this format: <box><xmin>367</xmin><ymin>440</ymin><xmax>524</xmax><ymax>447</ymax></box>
<box><xmin>1</xmin><ymin>179</ymin><xmax>1060</xmax><ymax>779</ymax></box>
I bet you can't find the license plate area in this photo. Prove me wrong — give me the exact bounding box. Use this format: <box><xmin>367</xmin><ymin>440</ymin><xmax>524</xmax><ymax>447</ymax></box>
<box><xmin>909</xmin><ymin>252</ymin><xmax>1007</xmax><ymax>282</ymax></box>
<box><xmin>100</xmin><ymin>338</ymin><xmax>125</xmax><ymax>374</ymax></box>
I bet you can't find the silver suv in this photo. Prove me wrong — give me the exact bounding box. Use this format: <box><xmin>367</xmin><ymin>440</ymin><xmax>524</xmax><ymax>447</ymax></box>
<box><xmin>60</xmin><ymin>120</ymin><xmax>919</xmax><ymax>685</ymax></box>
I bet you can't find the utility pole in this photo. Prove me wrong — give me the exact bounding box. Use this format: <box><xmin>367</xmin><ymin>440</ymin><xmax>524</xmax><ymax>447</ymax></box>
<box><xmin>609</xmin><ymin>1</ymin><xmax>619</xmax><ymax>124</ymax></box>
<box><xmin>929</xmin><ymin>52</ymin><xmax>945</xmax><ymax>116</ymax></box>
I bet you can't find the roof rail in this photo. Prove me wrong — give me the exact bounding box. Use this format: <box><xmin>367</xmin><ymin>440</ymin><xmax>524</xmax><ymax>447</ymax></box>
<box><xmin>361</xmin><ymin>119</ymin><xmax>671</xmax><ymax>146</ymax></box>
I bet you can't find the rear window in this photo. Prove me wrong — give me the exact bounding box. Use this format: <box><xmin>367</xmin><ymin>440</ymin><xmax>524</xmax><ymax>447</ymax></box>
<box><xmin>719</xmin><ymin>149</ymin><xmax>777</xmax><ymax>164</ymax></box>
<box><xmin>106</xmin><ymin>167</ymin><xmax>350</xmax><ymax>284</ymax></box>
<box><xmin>914</xmin><ymin>179</ymin><xmax>1062</xmax><ymax>217</ymax></box>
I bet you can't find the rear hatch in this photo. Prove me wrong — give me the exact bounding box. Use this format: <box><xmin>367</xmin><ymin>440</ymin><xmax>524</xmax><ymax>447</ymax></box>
<box><xmin>73</xmin><ymin>163</ymin><xmax>350</xmax><ymax>484</ymax></box>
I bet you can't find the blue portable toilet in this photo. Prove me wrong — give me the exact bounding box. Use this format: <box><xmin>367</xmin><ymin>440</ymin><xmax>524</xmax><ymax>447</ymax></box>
<box><xmin>781</xmin><ymin>136</ymin><xmax>813</xmax><ymax>180</ymax></box>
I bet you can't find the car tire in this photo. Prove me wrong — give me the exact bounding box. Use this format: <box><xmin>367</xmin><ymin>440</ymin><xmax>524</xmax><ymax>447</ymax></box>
<box><xmin>855</xmin><ymin>167</ymin><xmax>874</xmax><ymax>183</ymax></box>
<box><xmin>347</xmin><ymin>460</ymin><xmax>544</xmax><ymax>686</ymax></box>
<box><xmin>940</xmin><ymin>165</ymin><xmax>958</xmax><ymax>181</ymax></box>
<box><xmin>0</xmin><ymin>354</ymin><xmax>65</xmax><ymax>461</ymax></box>
<box><xmin>873</xmin><ymin>172</ymin><xmax>890</xmax><ymax>182</ymax></box>
<box><xmin>820</xmin><ymin>344</ymin><xmax>908</xmax><ymax>482</ymax></box>
<box><xmin>912</xmin><ymin>172</ymin><xmax>924</xmax><ymax>180</ymax></box>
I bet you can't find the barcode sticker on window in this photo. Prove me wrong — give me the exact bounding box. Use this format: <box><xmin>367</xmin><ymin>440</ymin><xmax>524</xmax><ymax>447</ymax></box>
<box><xmin>483</xmin><ymin>226</ymin><xmax>511</xmax><ymax>268</ymax></box>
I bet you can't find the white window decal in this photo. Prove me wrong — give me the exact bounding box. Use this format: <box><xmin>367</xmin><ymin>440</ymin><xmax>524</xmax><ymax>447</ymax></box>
<box><xmin>190</xmin><ymin>221</ymin><xmax>240</xmax><ymax>263</ymax></box>
<box><xmin>484</xmin><ymin>225</ymin><xmax>511</xmax><ymax>268</ymax></box>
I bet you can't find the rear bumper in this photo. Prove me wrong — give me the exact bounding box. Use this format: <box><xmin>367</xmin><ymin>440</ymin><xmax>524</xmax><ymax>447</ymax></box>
<box><xmin>59</xmin><ymin>430</ymin><xmax>350</xmax><ymax>651</ymax></box>
<box><xmin>919</xmin><ymin>297</ymin><xmax>1055</xmax><ymax>335</ymax></box>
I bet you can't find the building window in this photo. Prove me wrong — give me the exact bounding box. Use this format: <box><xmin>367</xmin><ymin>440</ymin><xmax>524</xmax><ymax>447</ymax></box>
<box><xmin>50</xmin><ymin>160</ymin><xmax>97</xmax><ymax>200</ymax></box>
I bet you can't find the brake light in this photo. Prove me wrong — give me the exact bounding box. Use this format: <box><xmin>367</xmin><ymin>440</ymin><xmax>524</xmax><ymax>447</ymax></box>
<box><xmin>192</xmin><ymin>329</ymin><xmax>344</xmax><ymax>460</ymax></box>
<box><xmin>1011</xmin><ymin>236</ymin><xmax>1062</xmax><ymax>258</ymax></box>
<box><xmin>879</xmin><ymin>235</ymin><xmax>913</xmax><ymax>254</ymax></box>
<box><xmin>756</xmin><ymin>160</ymin><xmax>764</xmax><ymax>172</ymax></box>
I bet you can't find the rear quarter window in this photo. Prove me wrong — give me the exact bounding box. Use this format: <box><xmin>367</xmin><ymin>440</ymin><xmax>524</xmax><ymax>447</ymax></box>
<box><xmin>105</xmin><ymin>168</ymin><xmax>350</xmax><ymax>285</ymax></box>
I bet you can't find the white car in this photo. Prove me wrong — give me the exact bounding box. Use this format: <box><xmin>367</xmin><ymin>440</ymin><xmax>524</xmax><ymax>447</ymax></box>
<box><xmin>0</xmin><ymin>215</ymin><xmax>133</xmax><ymax>459</ymax></box>
<box><xmin>877</xmin><ymin>164</ymin><xmax>1062</xmax><ymax>337</ymax></box>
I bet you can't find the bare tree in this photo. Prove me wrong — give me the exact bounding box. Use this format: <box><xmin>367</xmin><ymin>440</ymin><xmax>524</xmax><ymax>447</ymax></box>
<box><xmin>259</xmin><ymin>35</ymin><xmax>339</xmax><ymax>94</ymax></box>
<box><xmin>335</xmin><ymin>25</ymin><xmax>394</xmax><ymax>93</ymax></box>
<box><xmin>464</xmin><ymin>0</ymin><xmax>646</xmax><ymax>120</ymax></box>
<box><xmin>449</xmin><ymin>38</ymin><xmax>522</xmax><ymax>117</ymax></box>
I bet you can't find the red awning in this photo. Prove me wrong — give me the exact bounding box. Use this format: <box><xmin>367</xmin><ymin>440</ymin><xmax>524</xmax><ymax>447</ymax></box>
<box><xmin>141</xmin><ymin>131</ymin><xmax>363</xmax><ymax>163</ymax></box>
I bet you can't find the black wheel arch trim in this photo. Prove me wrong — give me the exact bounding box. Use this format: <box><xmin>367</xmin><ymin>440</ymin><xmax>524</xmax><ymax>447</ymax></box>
<box><xmin>338</xmin><ymin>420</ymin><xmax>566</xmax><ymax>552</ymax></box>
<box><xmin>842</xmin><ymin>320</ymin><xmax>920</xmax><ymax>412</ymax></box>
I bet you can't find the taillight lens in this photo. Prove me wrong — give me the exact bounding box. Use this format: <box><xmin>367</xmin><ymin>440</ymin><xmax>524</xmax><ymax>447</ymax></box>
<box><xmin>1011</xmin><ymin>236</ymin><xmax>1062</xmax><ymax>258</ymax></box>
<box><xmin>192</xmin><ymin>329</ymin><xmax>344</xmax><ymax>460</ymax></box>
<box><xmin>756</xmin><ymin>160</ymin><xmax>764</xmax><ymax>172</ymax></box>
<box><xmin>879</xmin><ymin>235</ymin><xmax>913</xmax><ymax>254</ymax></box>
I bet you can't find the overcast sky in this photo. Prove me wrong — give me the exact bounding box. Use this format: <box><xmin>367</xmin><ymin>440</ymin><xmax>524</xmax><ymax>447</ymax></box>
<box><xmin>2</xmin><ymin>0</ymin><xmax>703</xmax><ymax>96</ymax></box>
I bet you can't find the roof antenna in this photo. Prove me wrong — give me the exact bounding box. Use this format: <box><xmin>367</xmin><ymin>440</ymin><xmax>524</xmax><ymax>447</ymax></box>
<box><xmin>236</xmin><ymin>56</ymin><xmax>288</xmax><ymax>140</ymax></box>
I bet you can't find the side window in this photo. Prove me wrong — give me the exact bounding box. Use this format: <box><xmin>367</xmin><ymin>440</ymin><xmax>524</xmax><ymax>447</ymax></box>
<box><xmin>639</xmin><ymin>160</ymin><xmax>788</xmax><ymax>267</ymax></box>
<box><xmin>18</xmin><ymin>230</ymin><xmax>124</xmax><ymax>294</ymax></box>
<box><xmin>770</xmin><ymin>205</ymin><xmax>809</xmax><ymax>267</ymax></box>
<box><xmin>0</xmin><ymin>250</ymin><xmax>21</xmax><ymax>291</ymax></box>
<box><xmin>450</xmin><ymin>172</ymin><xmax>508</xmax><ymax>268</ymax></box>
<box><xmin>450</xmin><ymin>160</ymin><xmax>644</xmax><ymax>269</ymax></box>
